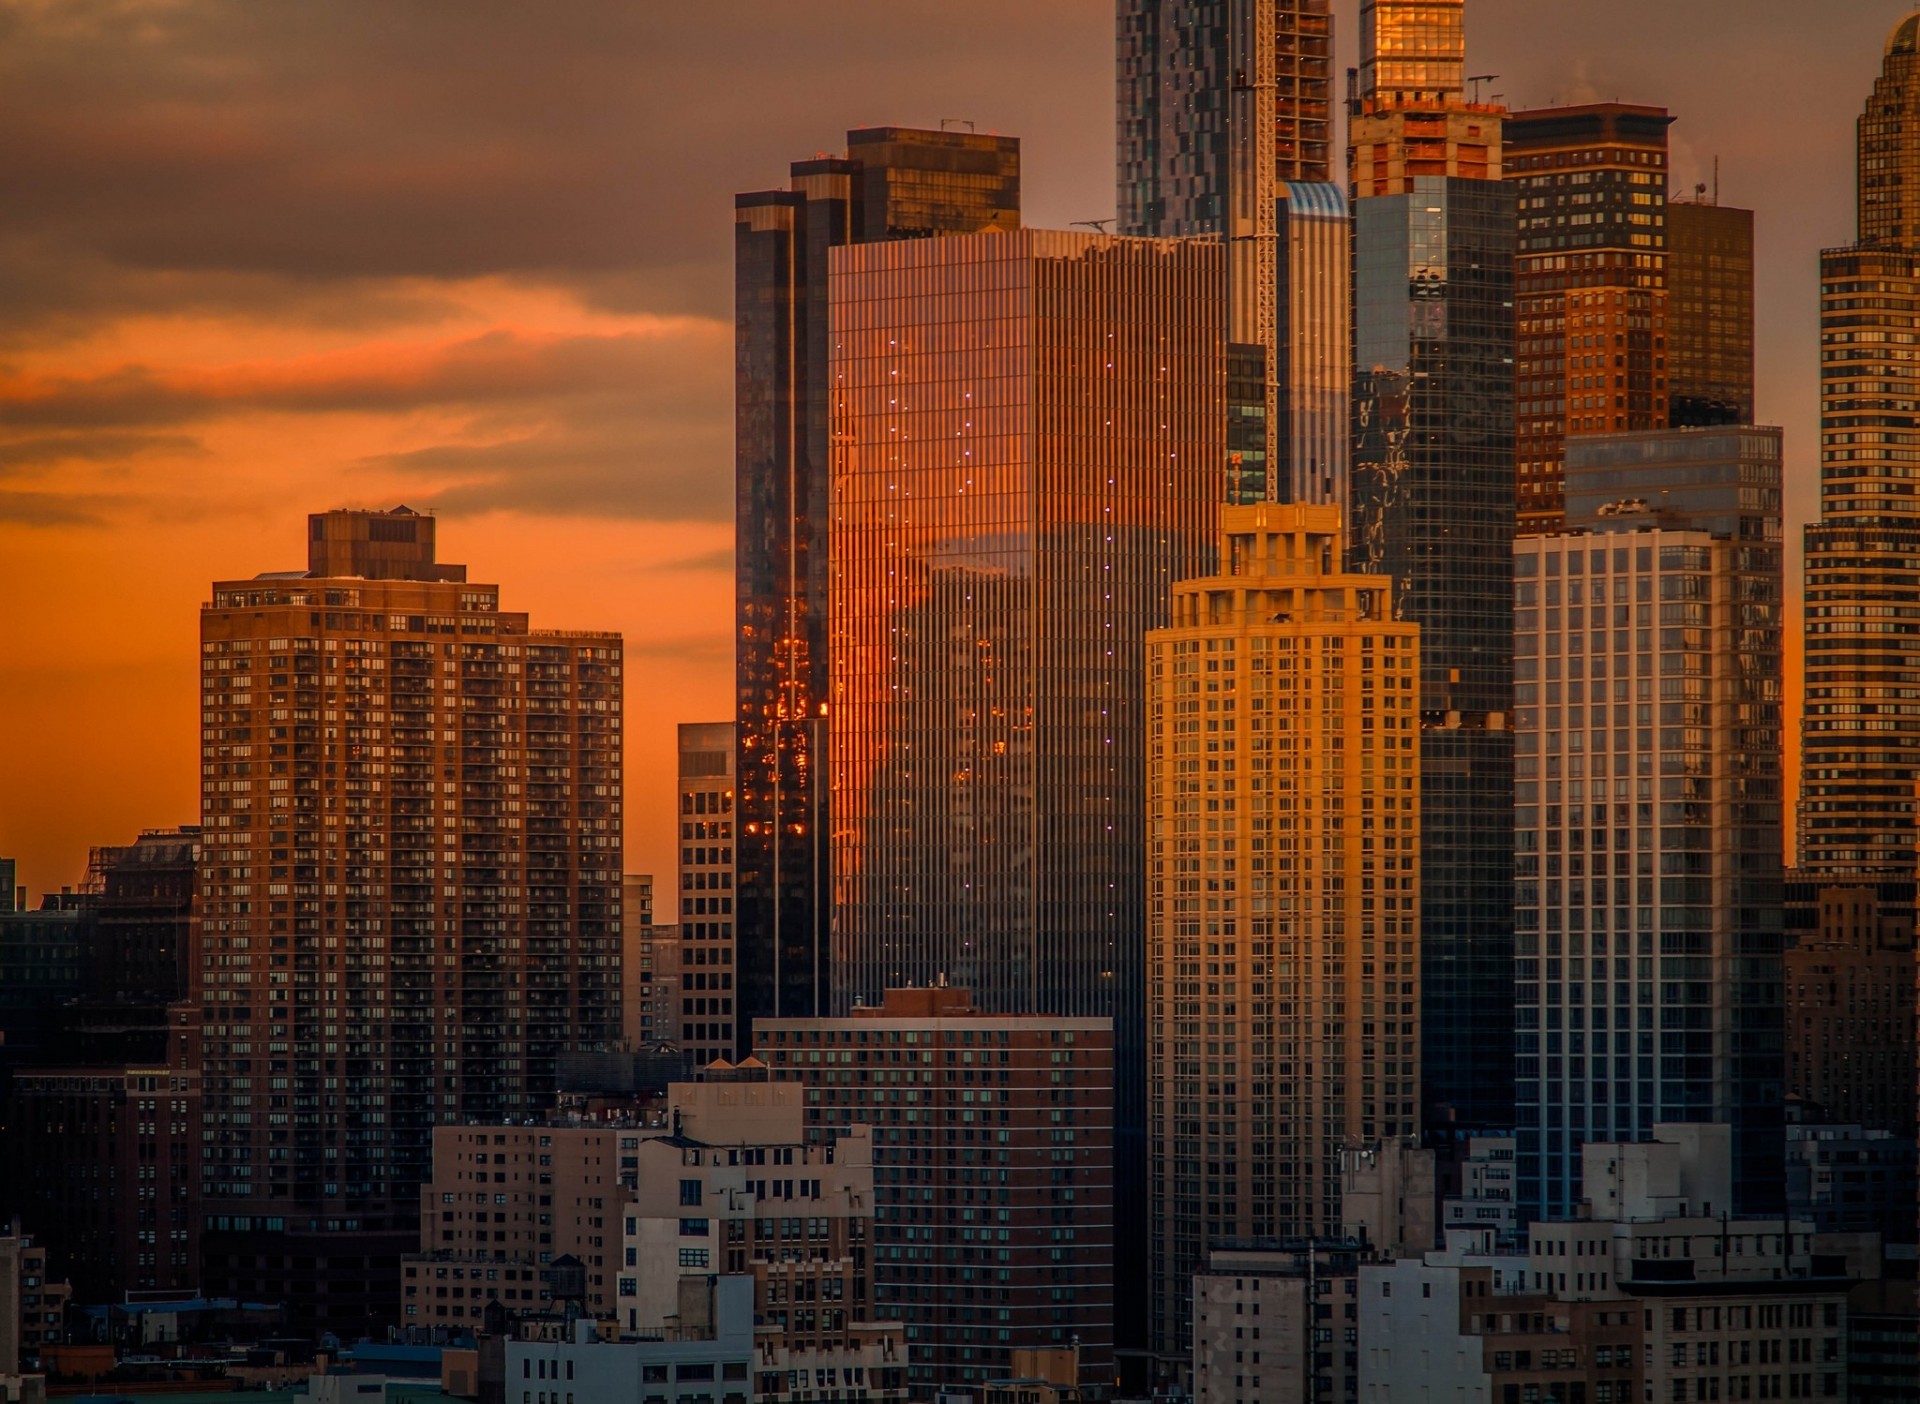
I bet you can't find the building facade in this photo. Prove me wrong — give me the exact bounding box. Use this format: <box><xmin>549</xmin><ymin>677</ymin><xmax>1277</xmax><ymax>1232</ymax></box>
<box><xmin>4</xmin><ymin>1065</ymin><xmax>199</xmax><ymax>1300</ymax></box>
<box><xmin>1514</xmin><ymin>430</ymin><xmax>1785</xmax><ymax>1220</ymax></box>
<box><xmin>1146</xmin><ymin>504</ymin><xmax>1420</xmax><ymax>1357</ymax></box>
<box><xmin>676</xmin><ymin>723</ymin><xmax>736</xmax><ymax>1068</ymax></box>
<box><xmin>1783</xmin><ymin>882</ymin><xmax>1916</xmax><ymax>1134</ymax></box>
<box><xmin>1118</xmin><ymin>0</ymin><xmax>1337</xmax><ymax>506</ymax></box>
<box><xmin>756</xmin><ymin>988</ymin><xmax>1114</xmax><ymax>1394</ymax></box>
<box><xmin>734</xmin><ymin>126</ymin><xmax>1021</xmax><ymax>1060</ymax></box>
<box><xmin>1190</xmin><ymin>1240</ymin><xmax>1366</xmax><ymax>1404</ymax></box>
<box><xmin>1665</xmin><ymin>197</ymin><xmax>1756</xmax><ymax>427</ymax></box>
<box><xmin>194</xmin><ymin>507</ymin><xmax>621</xmax><ymax>1332</ymax></box>
<box><xmin>402</xmin><ymin>1122</ymin><xmax>636</xmax><ymax>1329</ymax></box>
<box><xmin>1348</xmin><ymin>0</ymin><xmax>1516</xmax><ymax>1135</ymax></box>
<box><xmin>621</xmin><ymin>873</ymin><xmax>680</xmax><ymax>1050</ymax></box>
<box><xmin>1507</xmin><ymin>104</ymin><xmax>1673</xmax><ymax>533</ymax></box>
<box><xmin>1801</xmin><ymin>17</ymin><xmax>1920</xmax><ymax>874</ymax></box>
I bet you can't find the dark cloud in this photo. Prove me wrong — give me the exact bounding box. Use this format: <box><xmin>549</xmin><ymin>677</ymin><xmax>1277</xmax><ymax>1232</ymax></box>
<box><xmin>0</xmin><ymin>430</ymin><xmax>203</xmax><ymax>474</ymax></box>
<box><xmin>0</xmin><ymin>489</ymin><xmax>112</xmax><ymax>527</ymax></box>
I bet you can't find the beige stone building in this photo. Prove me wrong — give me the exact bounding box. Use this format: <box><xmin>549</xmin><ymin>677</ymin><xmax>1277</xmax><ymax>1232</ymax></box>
<box><xmin>1146</xmin><ymin>502</ymin><xmax>1421</xmax><ymax>1355</ymax></box>
<box><xmin>403</xmin><ymin>1122</ymin><xmax>645</xmax><ymax>1327</ymax></box>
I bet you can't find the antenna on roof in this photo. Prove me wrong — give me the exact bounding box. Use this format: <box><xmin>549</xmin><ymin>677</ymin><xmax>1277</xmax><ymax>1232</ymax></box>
<box><xmin>940</xmin><ymin>117</ymin><xmax>976</xmax><ymax>132</ymax></box>
<box><xmin>1468</xmin><ymin>74</ymin><xmax>1499</xmax><ymax>104</ymax></box>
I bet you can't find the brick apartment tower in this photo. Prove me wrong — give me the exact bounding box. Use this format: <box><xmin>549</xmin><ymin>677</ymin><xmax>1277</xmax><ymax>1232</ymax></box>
<box><xmin>757</xmin><ymin>987</ymin><xmax>1114</xmax><ymax>1396</ymax></box>
<box><xmin>194</xmin><ymin>507</ymin><xmax>621</xmax><ymax>1332</ymax></box>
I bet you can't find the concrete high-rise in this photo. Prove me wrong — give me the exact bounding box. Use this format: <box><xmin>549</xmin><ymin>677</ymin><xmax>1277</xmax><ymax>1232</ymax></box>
<box><xmin>1513</xmin><ymin>428</ymin><xmax>1785</xmax><ymax>1220</ymax></box>
<box><xmin>676</xmin><ymin>721</ymin><xmax>736</xmax><ymax>1067</ymax></box>
<box><xmin>1145</xmin><ymin>502</ymin><xmax>1421</xmax><ymax>1357</ymax></box>
<box><xmin>757</xmin><ymin>987</ymin><xmax>1114</xmax><ymax>1396</ymax></box>
<box><xmin>1118</xmin><ymin>2</ymin><xmax>1343</xmax><ymax>505</ymax></box>
<box><xmin>194</xmin><ymin>507</ymin><xmax>622</xmax><ymax>1331</ymax></box>
<box><xmin>1801</xmin><ymin>15</ymin><xmax>1920</xmax><ymax>874</ymax></box>
<box><xmin>733</xmin><ymin>127</ymin><xmax>1021</xmax><ymax>1059</ymax></box>
<box><xmin>1507</xmin><ymin>104</ymin><xmax>1674</xmax><ymax>533</ymax></box>
<box><xmin>1348</xmin><ymin>0</ymin><xmax>1515</xmax><ymax>1133</ymax></box>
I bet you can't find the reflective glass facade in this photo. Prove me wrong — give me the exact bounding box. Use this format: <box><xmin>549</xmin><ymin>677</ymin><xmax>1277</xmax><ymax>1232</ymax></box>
<box><xmin>1118</xmin><ymin>2</ymin><xmax>1337</xmax><ymax>506</ymax></box>
<box><xmin>1351</xmin><ymin>176</ymin><xmax>1517</xmax><ymax>1130</ymax></box>
<box><xmin>1507</xmin><ymin>105</ymin><xmax>1673</xmax><ymax>534</ymax></box>
<box><xmin>1514</xmin><ymin>434</ymin><xmax>1784</xmax><ymax>1219</ymax></box>
<box><xmin>1359</xmin><ymin>0</ymin><xmax>1464</xmax><ymax>105</ymax></box>
<box><xmin>1800</xmin><ymin>25</ymin><xmax>1920</xmax><ymax>874</ymax></box>
<box><xmin>827</xmin><ymin>230</ymin><xmax>1225</xmax><ymax>1349</ymax></box>
<box><xmin>1666</xmin><ymin>200</ymin><xmax>1756</xmax><ymax>427</ymax></box>
<box><xmin>734</xmin><ymin>129</ymin><xmax>1021</xmax><ymax>1053</ymax></box>
<box><xmin>1146</xmin><ymin>504</ymin><xmax>1419</xmax><ymax>1355</ymax></box>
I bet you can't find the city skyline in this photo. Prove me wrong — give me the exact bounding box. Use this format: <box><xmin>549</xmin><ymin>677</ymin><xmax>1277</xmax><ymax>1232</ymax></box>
<box><xmin>0</xmin><ymin>0</ymin><xmax>1905</xmax><ymax>892</ymax></box>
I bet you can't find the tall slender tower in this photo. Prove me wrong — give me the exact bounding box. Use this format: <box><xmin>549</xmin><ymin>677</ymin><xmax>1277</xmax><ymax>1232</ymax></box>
<box><xmin>733</xmin><ymin>128</ymin><xmax>1020</xmax><ymax>1054</ymax></box>
<box><xmin>1348</xmin><ymin>0</ymin><xmax>1515</xmax><ymax>1132</ymax></box>
<box><xmin>1146</xmin><ymin>503</ymin><xmax>1420</xmax><ymax>1357</ymax></box>
<box><xmin>193</xmin><ymin>508</ymin><xmax>621</xmax><ymax>1331</ymax></box>
<box><xmin>1801</xmin><ymin>15</ymin><xmax>1920</xmax><ymax>874</ymax></box>
<box><xmin>1118</xmin><ymin>1</ymin><xmax>1344</xmax><ymax>505</ymax></box>
<box><xmin>1507</xmin><ymin>104</ymin><xmax>1674</xmax><ymax>533</ymax></box>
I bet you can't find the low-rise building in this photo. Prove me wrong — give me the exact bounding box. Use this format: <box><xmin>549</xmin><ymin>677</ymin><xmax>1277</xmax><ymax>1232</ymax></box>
<box><xmin>1360</xmin><ymin>1126</ymin><xmax>1861</xmax><ymax>1404</ymax></box>
<box><xmin>1786</xmin><ymin>1122</ymin><xmax>1917</xmax><ymax>1244</ymax></box>
<box><xmin>506</xmin><ymin>1280</ymin><xmax>753</xmax><ymax>1404</ymax></box>
<box><xmin>403</xmin><ymin>1123</ymin><xmax>644</xmax><ymax>1329</ymax></box>
<box><xmin>1438</xmin><ymin>1135</ymin><xmax>1521</xmax><ymax>1252</ymax></box>
<box><xmin>1192</xmin><ymin>1240</ymin><xmax>1368</xmax><ymax>1404</ymax></box>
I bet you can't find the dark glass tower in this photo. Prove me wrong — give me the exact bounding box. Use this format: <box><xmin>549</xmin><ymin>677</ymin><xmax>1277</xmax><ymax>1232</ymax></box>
<box><xmin>1118</xmin><ymin>1</ymin><xmax>1340</xmax><ymax>506</ymax></box>
<box><xmin>1348</xmin><ymin>0</ymin><xmax>1516</xmax><ymax>1131</ymax></box>
<box><xmin>733</xmin><ymin>128</ymin><xmax>1020</xmax><ymax>1052</ymax></box>
<box><xmin>1801</xmin><ymin>16</ymin><xmax>1920</xmax><ymax>875</ymax></box>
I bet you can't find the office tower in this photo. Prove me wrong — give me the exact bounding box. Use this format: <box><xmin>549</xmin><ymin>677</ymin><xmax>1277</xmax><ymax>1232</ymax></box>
<box><xmin>757</xmin><ymin>987</ymin><xmax>1115</xmax><ymax>1394</ymax></box>
<box><xmin>734</xmin><ymin>127</ymin><xmax>1021</xmax><ymax>1057</ymax></box>
<box><xmin>194</xmin><ymin>507</ymin><xmax>622</xmax><ymax>1332</ymax></box>
<box><xmin>1666</xmin><ymin>196</ymin><xmax>1755</xmax><ymax>427</ymax></box>
<box><xmin>827</xmin><ymin>230</ymin><xmax>1223</xmax><ymax>1351</ymax></box>
<box><xmin>1513</xmin><ymin>427</ymin><xmax>1784</xmax><ymax>1221</ymax></box>
<box><xmin>621</xmin><ymin>873</ymin><xmax>681</xmax><ymax>1049</ymax></box>
<box><xmin>1348</xmin><ymin>0</ymin><xmax>1515</xmax><ymax>1133</ymax></box>
<box><xmin>1507</xmin><ymin>104</ymin><xmax>1673</xmax><ymax>533</ymax></box>
<box><xmin>1801</xmin><ymin>17</ymin><xmax>1920</xmax><ymax>874</ymax></box>
<box><xmin>676</xmin><ymin>722</ymin><xmax>736</xmax><ymax>1067</ymax></box>
<box><xmin>1783</xmin><ymin>883</ymin><xmax>1916</xmax><ymax>1134</ymax></box>
<box><xmin>1145</xmin><ymin>502</ymin><xmax>1421</xmax><ymax>1356</ymax></box>
<box><xmin>1119</xmin><ymin>2</ymin><xmax>1341</xmax><ymax>506</ymax></box>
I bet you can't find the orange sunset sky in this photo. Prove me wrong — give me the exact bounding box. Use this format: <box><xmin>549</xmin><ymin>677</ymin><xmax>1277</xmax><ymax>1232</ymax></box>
<box><xmin>0</xmin><ymin>1</ymin><xmax>1892</xmax><ymax>893</ymax></box>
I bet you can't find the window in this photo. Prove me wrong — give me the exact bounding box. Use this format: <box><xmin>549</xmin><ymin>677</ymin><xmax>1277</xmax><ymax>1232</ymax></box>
<box><xmin>680</xmin><ymin>1180</ymin><xmax>703</xmax><ymax>1207</ymax></box>
<box><xmin>680</xmin><ymin>1218</ymin><xmax>710</xmax><ymax>1237</ymax></box>
<box><xmin>679</xmin><ymin>1248</ymin><xmax>710</xmax><ymax>1268</ymax></box>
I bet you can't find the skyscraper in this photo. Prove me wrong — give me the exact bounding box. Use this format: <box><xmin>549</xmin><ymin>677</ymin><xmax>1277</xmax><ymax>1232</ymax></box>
<box><xmin>1507</xmin><ymin>104</ymin><xmax>1674</xmax><ymax>533</ymax></box>
<box><xmin>1514</xmin><ymin>427</ymin><xmax>1784</xmax><ymax>1219</ymax></box>
<box><xmin>1801</xmin><ymin>15</ymin><xmax>1920</xmax><ymax>874</ymax></box>
<box><xmin>733</xmin><ymin>127</ymin><xmax>1021</xmax><ymax>1056</ymax></box>
<box><xmin>1348</xmin><ymin>0</ymin><xmax>1516</xmax><ymax>1132</ymax></box>
<box><xmin>827</xmin><ymin>227</ymin><xmax>1225</xmax><ymax>1350</ymax></box>
<box><xmin>676</xmin><ymin>721</ymin><xmax>736</xmax><ymax>1067</ymax></box>
<box><xmin>194</xmin><ymin>507</ymin><xmax>622</xmax><ymax>1330</ymax></box>
<box><xmin>1118</xmin><ymin>1</ymin><xmax>1342</xmax><ymax>505</ymax></box>
<box><xmin>1145</xmin><ymin>502</ymin><xmax>1421</xmax><ymax>1356</ymax></box>
<box><xmin>1666</xmin><ymin>196</ymin><xmax>1756</xmax><ymax>427</ymax></box>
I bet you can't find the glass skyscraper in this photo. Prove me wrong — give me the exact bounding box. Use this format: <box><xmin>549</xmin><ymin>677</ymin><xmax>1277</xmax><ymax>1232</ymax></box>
<box><xmin>733</xmin><ymin>128</ymin><xmax>1021</xmax><ymax>1051</ymax></box>
<box><xmin>1118</xmin><ymin>1</ymin><xmax>1339</xmax><ymax>506</ymax></box>
<box><xmin>1514</xmin><ymin>427</ymin><xmax>1784</xmax><ymax>1220</ymax></box>
<box><xmin>826</xmin><ymin>228</ymin><xmax>1226</xmax><ymax>1354</ymax></box>
<box><xmin>1348</xmin><ymin>0</ymin><xmax>1516</xmax><ymax>1131</ymax></box>
<box><xmin>1801</xmin><ymin>17</ymin><xmax>1920</xmax><ymax>874</ymax></box>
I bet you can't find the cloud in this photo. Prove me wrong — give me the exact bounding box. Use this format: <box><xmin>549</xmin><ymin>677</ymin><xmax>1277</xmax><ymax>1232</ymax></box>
<box><xmin>0</xmin><ymin>430</ymin><xmax>203</xmax><ymax>474</ymax></box>
<box><xmin>0</xmin><ymin>489</ymin><xmax>114</xmax><ymax>527</ymax></box>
